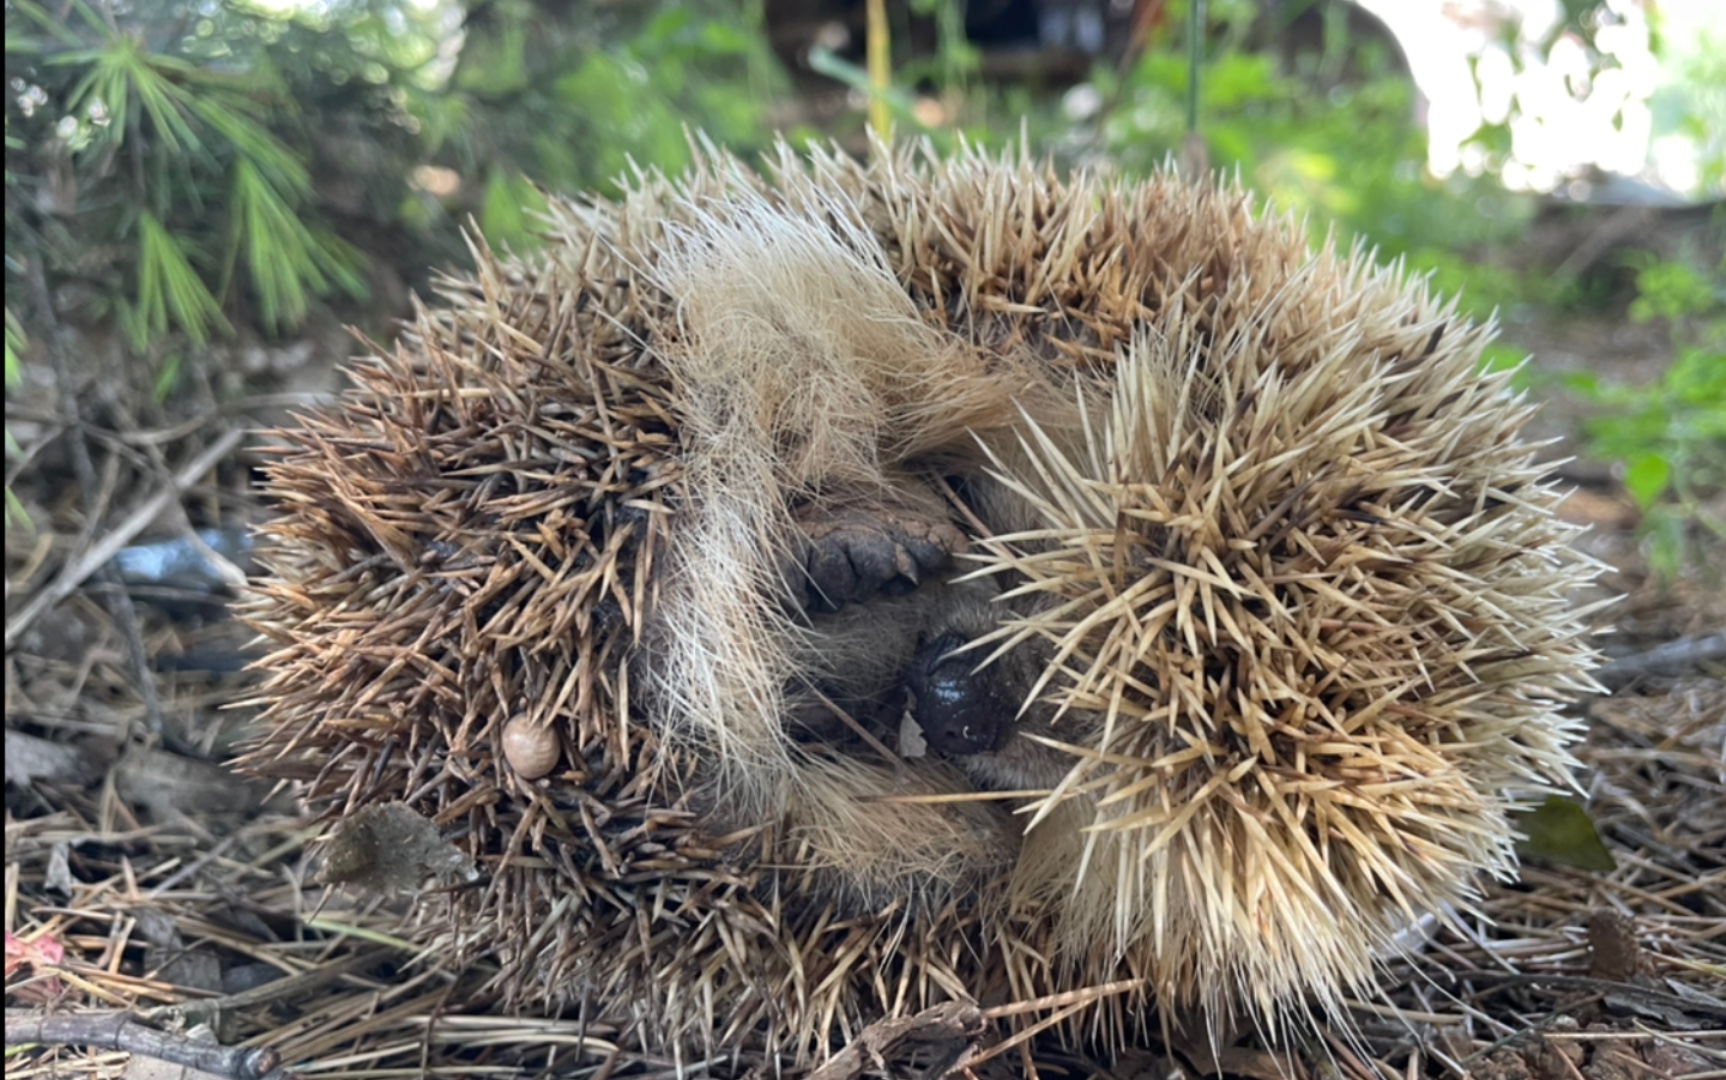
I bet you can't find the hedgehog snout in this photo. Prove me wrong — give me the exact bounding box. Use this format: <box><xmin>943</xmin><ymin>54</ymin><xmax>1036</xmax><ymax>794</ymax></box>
<box><xmin>907</xmin><ymin>632</ymin><xmax>1012</xmax><ymax>755</ymax></box>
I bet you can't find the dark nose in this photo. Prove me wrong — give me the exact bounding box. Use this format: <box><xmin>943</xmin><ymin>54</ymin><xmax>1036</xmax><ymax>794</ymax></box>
<box><xmin>907</xmin><ymin>635</ymin><xmax>1011</xmax><ymax>755</ymax></box>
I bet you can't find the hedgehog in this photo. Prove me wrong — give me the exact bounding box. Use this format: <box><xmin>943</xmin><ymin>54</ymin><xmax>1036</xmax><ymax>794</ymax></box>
<box><xmin>241</xmin><ymin>137</ymin><xmax>1603</xmax><ymax>1064</ymax></box>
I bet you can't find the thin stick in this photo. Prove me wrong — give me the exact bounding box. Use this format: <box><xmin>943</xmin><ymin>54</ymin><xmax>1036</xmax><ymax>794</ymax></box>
<box><xmin>5</xmin><ymin>1010</ymin><xmax>289</xmax><ymax>1080</ymax></box>
<box><xmin>865</xmin><ymin>0</ymin><xmax>891</xmax><ymax>142</ymax></box>
<box><xmin>1596</xmin><ymin>631</ymin><xmax>1726</xmax><ymax>686</ymax></box>
<box><xmin>4</xmin><ymin>428</ymin><xmax>244</xmax><ymax>651</ymax></box>
<box><xmin>980</xmin><ymin>978</ymin><xmax>1145</xmax><ymax>1020</ymax></box>
<box><xmin>806</xmin><ymin>684</ymin><xmax>907</xmax><ymax>771</ymax></box>
<box><xmin>1186</xmin><ymin>0</ymin><xmax>1206</xmax><ymax>135</ymax></box>
<box><xmin>25</xmin><ymin>257</ymin><xmax>164</xmax><ymax>737</ymax></box>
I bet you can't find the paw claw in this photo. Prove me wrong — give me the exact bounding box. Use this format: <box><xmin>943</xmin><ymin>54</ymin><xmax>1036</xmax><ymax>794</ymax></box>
<box><xmin>786</xmin><ymin>503</ymin><xmax>962</xmax><ymax>613</ymax></box>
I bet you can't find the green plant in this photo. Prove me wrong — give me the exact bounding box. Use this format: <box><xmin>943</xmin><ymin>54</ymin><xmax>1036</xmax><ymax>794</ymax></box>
<box><xmin>903</xmin><ymin>0</ymin><xmax>981</xmax><ymax>97</ymax></box>
<box><xmin>8</xmin><ymin>0</ymin><xmax>376</xmax><ymax>344</ymax></box>
<box><xmin>1626</xmin><ymin>250</ymin><xmax>1720</xmax><ymax>325</ymax></box>
<box><xmin>1104</xmin><ymin>31</ymin><xmax>1535</xmax><ymax>264</ymax></box>
<box><xmin>445</xmin><ymin>3</ymin><xmax>781</xmax><ymax>251</ymax></box>
<box><xmin>1566</xmin><ymin>250</ymin><xmax>1726</xmax><ymax>579</ymax></box>
<box><xmin>7</xmin><ymin>0</ymin><xmax>783</xmax><ymax>372</ymax></box>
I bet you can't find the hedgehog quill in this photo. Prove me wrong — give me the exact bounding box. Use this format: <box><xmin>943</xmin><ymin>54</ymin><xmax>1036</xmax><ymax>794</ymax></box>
<box><xmin>241</xmin><ymin>138</ymin><xmax>1604</xmax><ymax>1064</ymax></box>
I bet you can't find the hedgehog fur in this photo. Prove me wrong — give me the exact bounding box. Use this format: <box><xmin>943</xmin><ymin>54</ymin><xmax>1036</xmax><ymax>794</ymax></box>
<box><xmin>242</xmin><ymin>137</ymin><xmax>1603</xmax><ymax>1062</ymax></box>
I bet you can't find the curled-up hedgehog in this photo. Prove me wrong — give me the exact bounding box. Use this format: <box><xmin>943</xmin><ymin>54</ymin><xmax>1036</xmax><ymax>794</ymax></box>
<box><xmin>242</xmin><ymin>138</ymin><xmax>1603</xmax><ymax>1062</ymax></box>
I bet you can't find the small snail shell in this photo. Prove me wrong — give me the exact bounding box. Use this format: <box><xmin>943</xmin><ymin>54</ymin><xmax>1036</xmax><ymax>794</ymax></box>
<box><xmin>501</xmin><ymin>713</ymin><xmax>560</xmax><ymax>780</ymax></box>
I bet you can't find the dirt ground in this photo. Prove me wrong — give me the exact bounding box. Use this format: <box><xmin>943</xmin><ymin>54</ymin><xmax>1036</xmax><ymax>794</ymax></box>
<box><xmin>5</xmin><ymin>206</ymin><xmax>1723</xmax><ymax>1078</ymax></box>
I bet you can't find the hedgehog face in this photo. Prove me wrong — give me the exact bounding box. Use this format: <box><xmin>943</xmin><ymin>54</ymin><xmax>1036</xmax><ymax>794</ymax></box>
<box><xmin>903</xmin><ymin>582</ymin><xmax>1084</xmax><ymax>792</ymax></box>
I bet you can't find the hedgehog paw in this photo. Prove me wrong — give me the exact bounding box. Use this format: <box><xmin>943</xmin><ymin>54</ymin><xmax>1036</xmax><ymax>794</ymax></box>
<box><xmin>788</xmin><ymin>504</ymin><xmax>963</xmax><ymax>614</ymax></box>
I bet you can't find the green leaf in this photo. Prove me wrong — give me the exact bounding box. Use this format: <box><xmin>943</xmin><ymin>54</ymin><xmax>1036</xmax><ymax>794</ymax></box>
<box><xmin>231</xmin><ymin>159</ymin><xmax>314</xmax><ymax>328</ymax></box>
<box><xmin>1668</xmin><ymin>347</ymin><xmax>1726</xmax><ymax>409</ymax></box>
<box><xmin>807</xmin><ymin>46</ymin><xmax>925</xmax><ymax>131</ymax></box>
<box><xmin>229</xmin><ymin>159</ymin><xmax>368</xmax><ymax>329</ymax></box>
<box><xmin>190</xmin><ymin>95</ymin><xmax>309</xmax><ymax>198</ymax></box>
<box><xmin>152</xmin><ymin>351</ymin><xmax>183</xmax><ymax>402</ymax></box>
<box><xmin>135</xmin><ymin>211</ymin><xmax>228</xmax><ymax>347</ymax></box>
<box><xmin>4</xmin><ymin>306</ymin><xmax>24</xmax><ymax>388</ymax></box>
<box><xmin>642</xmin><ymin>7</ymin><xmax>694</xmax><ymax>45</ymax></box>
<box><xmin>1561</xmin><ymin>371</ymin><xmax>1603</xmax><ymax>399</ymax></box>
<box><xmin>1644</xmin><ymin>507</ymin><xmax>1686</xmax><ymax>584</ymax></box>
<box><xmin>480</xmin><ymin>168</ymin><xmax>548</xmax><ymax>253</ymax></box>
<box><xmin>1515</xmin><ymin>795</ymin><xmax>1616</xmax><ymax>873</ymax></box>
<box><xmin>78</xmin><ymin>36</ymin><xmax>200</xmax><ymax>156</ymax></box>
<box><xmin>4</xmin><ymin>486</ymin><xmax>30</xmax><ymax>529</ymax></box>
<box><xmin>3</xmin><ymin>306</ymin><xmax>26</xmax><ymax>529</ymax></box>
<box><xmin>114</xmin><ymin>296</ymin><xmax>149</xmax><ymax>354</ymax></box>
<box><xmin>309</xmin><ymin>228</ymin><xmax>370</xmax><ymax>302</ymax></box>
<box><xmin>1623</xmin><ymin>452</ymin><xmax>1672</xmax><ymax>510</ymax></box>
<box><xmin>8</xmin><ymin>0</ymin><xmax>85</xmax><ymax>48</ymax></box>
<box><xmin>698</xmin><ymin>20</ymin><xmax>756</xmax><ymax>55</ymax></box>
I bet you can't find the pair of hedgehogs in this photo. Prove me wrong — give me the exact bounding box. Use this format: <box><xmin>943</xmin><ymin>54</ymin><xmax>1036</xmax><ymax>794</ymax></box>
<box><xmin>245</xmin><ymin>140</ymin><xmax>1602</xmax><ymax>1063</ymax></box>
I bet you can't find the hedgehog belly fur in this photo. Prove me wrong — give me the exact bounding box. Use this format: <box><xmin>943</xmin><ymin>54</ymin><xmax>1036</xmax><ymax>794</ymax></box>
<box><xmin>243</xmin><ymin>138</ymin><xmax>1603</xmax><ymax>1061</ymax></box>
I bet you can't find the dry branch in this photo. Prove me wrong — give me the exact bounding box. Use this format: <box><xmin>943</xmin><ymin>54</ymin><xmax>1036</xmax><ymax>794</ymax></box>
<box><xmin>4</xmin><ymin>1010</ymin><xmax>291</xmax><ymax>1080</ymax></box>
<box><xmin>3</xmin><ymin>427</ymin><xmax>244</xmax><ymax>650</ymax></box>
<box><xmin>1595</xmin><ymin>631</ymin><xmax>1726</xmax><ymax>685</ymax></box>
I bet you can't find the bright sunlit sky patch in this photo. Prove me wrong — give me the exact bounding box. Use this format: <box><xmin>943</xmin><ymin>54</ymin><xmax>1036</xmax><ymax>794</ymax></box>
<box><xmin>1358</xmin><ymin>0</ymin><xmax>1724</xmax><ymax>196</ymax></box>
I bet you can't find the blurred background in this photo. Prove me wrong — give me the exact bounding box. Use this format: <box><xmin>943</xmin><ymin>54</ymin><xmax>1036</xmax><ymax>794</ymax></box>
<box><xmin>5</xmin><ymin>0</ymin><xmax>1722</xmax><ymax>660</ymax></box>
<box><xmin>5</xmin><ymin>0</ymin><xmax>1721</xmax><ymax>579</ymax></box>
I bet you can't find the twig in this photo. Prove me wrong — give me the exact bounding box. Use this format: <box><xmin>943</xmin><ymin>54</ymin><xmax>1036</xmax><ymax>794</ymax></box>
<box><xmin>1461</xmin><ymin>972</ymin><xmax>1726</xmax><ymax>1021</ymax></box>
<box><xmin>1596</xmin><ymin>632</ymin><xmax>1726</xmax><ymax>687</ymax></box>
<box><xmin>24</xmin><ymin>255</ymin><xmax>165</xmax><ymax>737</ymax></box>
<box><xmin>4</xmin><ymin>428</ymin><xmax>244</xmax><ymax>651</ymax></box>
<box><xmin>980</xmin><ymin>978</ymin><xmax>1145</xmax><ymax>1020</ymax></box>
<box><xmin>5</xmin><ymin>1009</ymin><xmax>291</xmax><ymax>1080</ymax></box>
<box><xmin>808</xmin><ymin>1002</ymin><xmax>986</xmax><ymax>1080</ymax></box>
<box><xmin>137</xmin><ymin>950</ymin><xmax>386</xmax><ymax>1026</ymax></box>
<box><xmin>146</xmin><ymin>834</ymin><xmax>240</xmax><ymax>897</ymax></box>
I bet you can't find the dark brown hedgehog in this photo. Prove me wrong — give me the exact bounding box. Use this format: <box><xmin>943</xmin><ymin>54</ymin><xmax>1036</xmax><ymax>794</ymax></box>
<box><xmin>241</xmin><ymin>138</ymin><xmax>1603</xmax><ymax>1062</ymax></box>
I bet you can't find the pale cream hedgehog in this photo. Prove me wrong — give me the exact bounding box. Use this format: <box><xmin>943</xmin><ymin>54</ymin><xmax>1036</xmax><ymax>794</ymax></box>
<box><xmin>243</xmin><ymin>138</ymin><xmax>1601</xmax><ymax>1063</ymax></box>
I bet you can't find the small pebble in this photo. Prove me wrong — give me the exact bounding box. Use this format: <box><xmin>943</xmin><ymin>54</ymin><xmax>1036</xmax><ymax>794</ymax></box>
<box><xmin>501</xmin><ymin>714</ymin><xmax>560</xmax><ymax>780</ymax></box>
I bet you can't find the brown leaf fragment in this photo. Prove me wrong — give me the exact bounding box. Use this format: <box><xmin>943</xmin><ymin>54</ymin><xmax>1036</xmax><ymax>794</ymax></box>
<box><xmin>1643</xmin><ymin>1041</ymin><xmax>1712</xmax><ymax>1077</ymax></box>
<box><xmin>1473</xmin><ymin>1049</ymin><xmax>1534</xmax><ymax>1080</ymax></box>
<box><xmin>315</xmin><ymin>802</ymin><xmax>474</xmax><ymax>893</ymax></box>
<box><xmin>1586</xmin><ymin>911</ymin><xmax>1643</xmax><ymax>981</ymax></box>
<box><xmin>44</xmin><ymin>842</ymin><xmax>74</xmax><ymax>895</ymax></box>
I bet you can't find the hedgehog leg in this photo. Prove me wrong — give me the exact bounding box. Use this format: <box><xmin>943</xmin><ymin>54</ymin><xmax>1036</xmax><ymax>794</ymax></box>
<box><xmin>785</xmin><ymin>498</ymin><xmax>965</xmax><ymax>614</ymax></box>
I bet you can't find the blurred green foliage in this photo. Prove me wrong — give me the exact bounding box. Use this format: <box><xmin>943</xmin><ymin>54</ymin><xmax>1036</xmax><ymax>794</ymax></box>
<box><xmin>4</xmin><ymin>0</ymin><xmax>1720</xmax><ymax>567</ymax></box>
<box><xmin>442</xmin><ymin>3</ymin><xmax>782</xmax><ymax>248</ymax></box>
<box><xmin>1563</xmin><ymin>247</ymin><xmax>1726</xmax><ymax>579</ymax></box>
<box><xmin>3</xmin><ymin>304</ymin><xmax>25</xmax><ymax>525</ymax></box>
<box><xmin>3</xmin><ymin>0</ymin><xmax>780</xmax><ymax>362</ymax></box>
<box><xmin>9</xmin><ymin>0</ymin><xmax>374</xmax><ymax>343</ymax></box>
<box><xmin>3</xmin><ymin>0</ymin><xmax>783</xmax><ymax>527</ymax></box>
<box><xmin>1101</xmin><ymin>17</ymin><xmax>1533</xmax><ymax>279</ymax></box>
